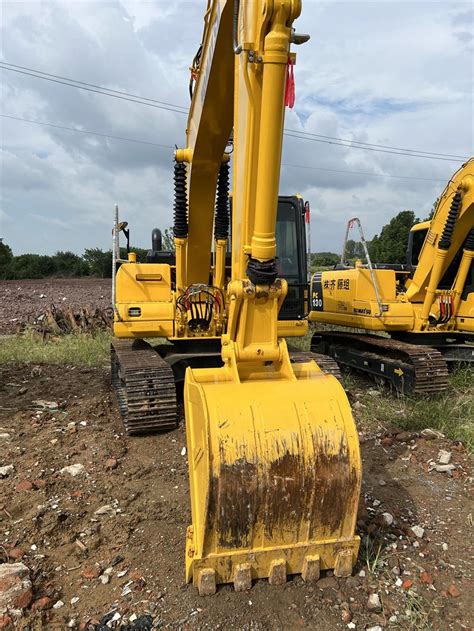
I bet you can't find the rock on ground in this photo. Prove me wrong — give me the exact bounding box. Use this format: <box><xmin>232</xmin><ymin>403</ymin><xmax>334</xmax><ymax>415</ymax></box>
<box><xmin>60</xmin><ymin>463</ymin><xmax>85</xmax><ymax>477</ymax></box>
<box><xmin>0</xmin><ymin>563</ymin><xmax>32</xmax><ymax>612</ymax></box>
<box><xmin>367</xmin><ymin>593</ymin><xmax>382</xmax><ymax>613</ymax></box>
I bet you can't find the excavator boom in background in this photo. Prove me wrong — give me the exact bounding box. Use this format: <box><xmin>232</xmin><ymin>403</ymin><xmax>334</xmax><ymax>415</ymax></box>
<box><xmin>309</xmin><ymin>160</ymin><xmax>474</xmax><ymax>393</ymax></box>
<box><xmin>111</xmin><ymin>0</ymin><xmax>361</xmax><ymax>594</ymax></box>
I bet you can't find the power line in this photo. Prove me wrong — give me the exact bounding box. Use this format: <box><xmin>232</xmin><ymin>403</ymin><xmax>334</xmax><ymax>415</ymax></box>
<box><xmin>1</xmin><ymin>114</ymin><xmax>174</xmax><ymax>149</ymax></box>
<box><xmin>281</xmin><ymin>162</ymin><xmax>446</xmax><ymax>182</ymax></box>
<box><xmin>0</xmin><ymin>62</ymin><xmax>188</xmax><ymax>111</ymax></box>
<box><xmin>2</xmin><ymin>113</ymin><xmax>448</xmax><ymax>182</ymax></box>
<box><xmin>1</xmin><ymin>61</ymin><xmax>469</xmax><ymax>162</ymax></box>
<box><xmin>0</xmin><ymin>64</ymin><xmax>188</xmax><ymax>116</ymax></box>
<box><xmin>283</xmin><ymin>132</ymin><xmax>464</xmax><ymax>162</ymax></box>
<box><xmin>284</xmin><ymin>128</ymin><xmax>467</xmax><ymax>160</ymax></box>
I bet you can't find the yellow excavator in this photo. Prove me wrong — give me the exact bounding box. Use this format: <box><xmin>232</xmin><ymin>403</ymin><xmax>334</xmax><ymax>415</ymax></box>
<box><xmin>111</xmin><ymin>0</ymin><xmax>361</xmax><ymax>594</ymax></box>
<box><xmin>309</xmin><ymin>160</ymin><xmax>474</xmax><ymax>393</ymax></box>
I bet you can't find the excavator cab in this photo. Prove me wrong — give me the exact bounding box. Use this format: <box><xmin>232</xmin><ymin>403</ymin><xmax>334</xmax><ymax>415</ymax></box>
<box><xmin>276</xmin><ymin>196</ymin><xmax>308</xmax><ymax>321</ymax></box>
<box><xmin>406</xmin><ymin>221</ymin><xmax>430</xmax><ymax>270</ymax></box>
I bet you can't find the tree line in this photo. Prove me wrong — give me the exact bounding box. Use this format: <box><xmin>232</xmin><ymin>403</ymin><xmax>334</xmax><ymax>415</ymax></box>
<box><xmin>0</xmin><ymin>244</ymin><xmax>142</xmax><ymax>280</ymax></box>
<box><xmin>0</xmin><ymin>228</ymin><xmax>175</xmax><ymax>280</ymax></box>
<box><xmin>311</xmin><ymin>210</ymin><xmax>419</xmax><ymax>268</ymax></box>
<box><xmin>0</xmin><ymin>211</ymin><xmax>419</xmax><ymax>280</ymax></box>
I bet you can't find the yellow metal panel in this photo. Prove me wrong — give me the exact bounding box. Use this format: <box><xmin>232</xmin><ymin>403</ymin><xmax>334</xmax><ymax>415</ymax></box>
<box><xmin>116</xmin><ymin>263</ymin><xmax>172</xmax><ymax>303</ymax></box>
<box><xmin>410</xmin><ymin>220</ymin><xmax>431</xmax><ymax>233</ymax></box>
<box><xmin>311</xmin><ymin>311</ymin><xmax>413</xmax><ymax>331</ymax></box>
<box><xmin>457</xmin><ymin>291</ymin><xmax>474</xmax><ymax>329</ymax></box>
<box><xmin>309</xmin><ymin>268</ymin><xmax>414</xmax><ymax>331</ymax></box>
<box><xmin>114</xmin><ymin>320</ymin><xmax>174</xmax><ymax>338</ymax></box>
<box><xmin>115</xmin><ymin>303</ymin><xmax>174</xmax><ymax>322</ymax></box>
<box><xmin>114</xmin><ymin>263</ymin><xmax>174</xmax><ymax>338</ymax></box>
<box><xmin>314</xmin><ymin>268</ymin><xmax>394</xmax><ymax>311</ymax></box>
<box><xmin>277</xmin><ymin>320</ymin><xmax>308</xmax><ymax>337</ymax></box>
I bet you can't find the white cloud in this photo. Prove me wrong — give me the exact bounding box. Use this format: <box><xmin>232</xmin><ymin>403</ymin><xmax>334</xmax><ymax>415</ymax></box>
<box><xmin>0</xmin><ymin>0</ymin><xmax>472</xmax><ymax>257</ymax></box>
<box><xmin>29</xmin><ymin>213</ymin><xmax>72</xmax><ymax>230</ymax></box>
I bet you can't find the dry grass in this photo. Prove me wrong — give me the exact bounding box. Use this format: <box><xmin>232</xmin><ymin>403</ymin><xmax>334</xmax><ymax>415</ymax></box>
<box><xmin>0</xmin><ymin>331</ymin><xmax>111</xmax><ymax>367</ymax></box>
<box><xmin>349</xmin><ymin>368</ymin><xmax>474</xmax><ymax>452</ymax></box>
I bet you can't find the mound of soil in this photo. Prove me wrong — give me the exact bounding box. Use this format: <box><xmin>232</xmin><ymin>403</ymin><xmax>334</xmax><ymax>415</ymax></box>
<box><xmin>0</xmin><ymin>364</ymin><xmax>472</xmax><ymax>629</ymax></box>
<box><xmin>0</xmin><ymin>279</ymin><xmax>111</xmax><ymax>334</ymax></box>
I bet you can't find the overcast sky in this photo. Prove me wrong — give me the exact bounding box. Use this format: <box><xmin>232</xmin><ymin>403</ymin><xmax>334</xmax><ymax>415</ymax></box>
<box><xmin>1</xmin><ymin>0</ymin><xmax>473</xmax><ymax>256</ymax></box>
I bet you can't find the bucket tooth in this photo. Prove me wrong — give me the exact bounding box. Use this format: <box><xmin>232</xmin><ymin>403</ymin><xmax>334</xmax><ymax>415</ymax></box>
<box><xmin>197</xmin><ymin>568</ymin><xmax>216</xmax><ymax>596</ymax></box>
<box><xmin>268</xmin><ymin>559</ymin><xmax>287</xmax><ymax>585</ymax></box>
<box><xmin>334</xmin><ymin>549</ymin><xmax>354</xmax><ymax>577</ymax></box>
<box><xmin>233</xmin><ymin>563</ymin><xmax>252</xmax><ymax>592</ymax></box>
<box><xmin>302</xmin><ymin>555</ymin><xmax>320</xmax><ymax>582</ymax></box>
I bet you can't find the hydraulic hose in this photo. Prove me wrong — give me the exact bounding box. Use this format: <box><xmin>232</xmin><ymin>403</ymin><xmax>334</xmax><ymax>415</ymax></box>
<box><xmin>233</xmin><ymin>0</ymin><xmax>242</xmax><ymax>54</ymax></box>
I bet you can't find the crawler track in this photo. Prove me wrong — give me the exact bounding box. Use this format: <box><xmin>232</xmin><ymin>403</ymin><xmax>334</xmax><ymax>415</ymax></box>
<box><xmin>311</xmin><ymin>332</ymin><xmax>449</xmax><ymax>395</ymax></box>
<box><xmin>111</xmin><ymin>339</ymin><xmax>177</xmax><ymax>435</ymax></box>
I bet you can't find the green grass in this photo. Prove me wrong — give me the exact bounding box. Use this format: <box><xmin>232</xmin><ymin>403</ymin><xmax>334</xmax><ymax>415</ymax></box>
<box><xmin>286</xmin><ymin>326</ymin><xmax>314</xmax><ymax>351</ymax></box>
<box><xmin>309</xmin><ymin>265</ymin><xmax>333</xmax><ymax>273</ymax></box>
<box><xmin>353</xmin><ymin>367</ymin><xmax>474</xmax><ymax>452</ymax></box>
<box><xmin>0</xmin><ymin>331</ymin><xmax>111</xmax><ymax>367</ymax></box>
<box><xmin>360</xmin><ymin>532</ymin><xmax>388</xmax><ymax>574</ymax></box>
<box><xmin>2</xmin><ymin>331</ymin><xmax>473</xmax><ymax>450</ymax></box>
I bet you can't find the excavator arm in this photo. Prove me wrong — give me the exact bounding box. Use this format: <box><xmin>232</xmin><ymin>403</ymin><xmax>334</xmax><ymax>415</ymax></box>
<box><xmin>179</xmin><ymin>0</ymin><xmax>361</xmax><ymax>594</ymax></box>
<box><xmin>406</xmin><ymin>159</ymin><xmax>474</xmax><ymax>329</ymax></box>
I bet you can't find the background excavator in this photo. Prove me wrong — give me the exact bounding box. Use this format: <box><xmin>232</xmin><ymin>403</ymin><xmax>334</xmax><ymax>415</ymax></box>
<box><xmin>309</xmin><ymin>160</ymin><xmax>474</xmax><ymax>393</ymax></box>
<box><xmin>111</xmin><ymin>0</ymin><xmax>361</xmax><ymax>595</ymax></box>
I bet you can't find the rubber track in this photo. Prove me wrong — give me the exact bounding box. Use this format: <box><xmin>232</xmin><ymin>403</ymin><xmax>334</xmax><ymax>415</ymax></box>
<box><xmin>289</xmin><ymin>350</ymin><xmax>343</xmax><ymax>382</ymax></box>
<box><xmin>313</xmin><ymin>333</ymin><xmax>449</xmax><ymax>395</ymax></box>
<box><xmin>111</xmin><ymin>339</ymin><xmax>177</xmax><ymax>435</ymax></box>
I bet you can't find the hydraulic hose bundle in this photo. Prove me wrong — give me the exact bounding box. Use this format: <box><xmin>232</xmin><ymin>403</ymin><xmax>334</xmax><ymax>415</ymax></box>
<box><xmin>437</xmin><ymin>292</ymin><xmax>454</xmax><ymax>325</ymax></box>
<box><xmin>176</xmin><ymin>284</ymin><xmax>225</xmax><ymax>332</ymax></box>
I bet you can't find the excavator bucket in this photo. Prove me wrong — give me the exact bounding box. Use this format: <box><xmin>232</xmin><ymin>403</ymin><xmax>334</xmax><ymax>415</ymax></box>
<box><xmin>184</xmin><ymin>358</ymin><xmax>361</xmax><ymax>594</ymax></box>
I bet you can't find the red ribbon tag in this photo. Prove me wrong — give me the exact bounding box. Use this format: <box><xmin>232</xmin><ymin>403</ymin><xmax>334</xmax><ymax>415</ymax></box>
<box><xmin>304</xmin><ymin>201</ymin><xmax>310</xmax><ymax>224</ymax></box>
<box><xmin>285</xmin><ymin>56</ymin><xmax>295</xmax><ymax>108</ymax></box>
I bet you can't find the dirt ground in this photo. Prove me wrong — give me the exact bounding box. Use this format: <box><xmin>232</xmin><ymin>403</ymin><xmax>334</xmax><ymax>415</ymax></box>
<box><xmin>0</xmin><ymin>279</ymin><xmax>111</xmax><ymax>335</ymax></box>
<box><xmin>0</xmin><ymin>363</ymin><xmax>472</xmax><ymax>630</ymax></box>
